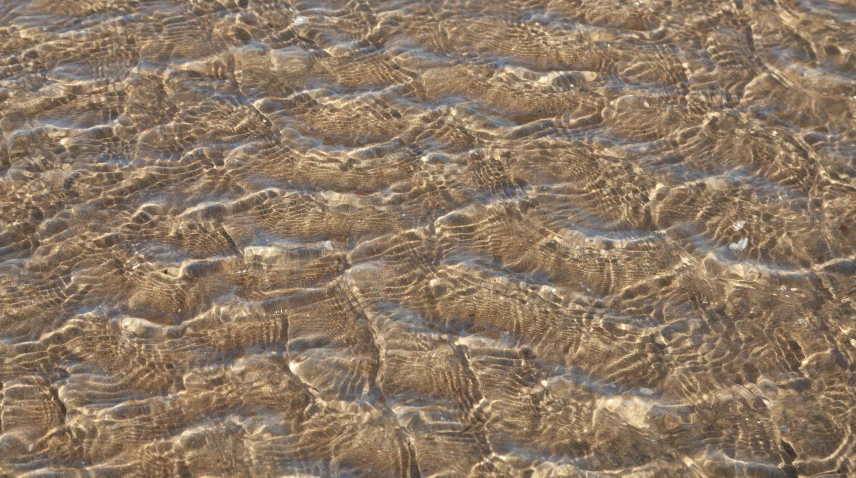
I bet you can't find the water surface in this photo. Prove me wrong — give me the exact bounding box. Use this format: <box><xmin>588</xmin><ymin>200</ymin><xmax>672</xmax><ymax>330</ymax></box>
<box><xmin>1</xmin><ymin>0</ymin><xmax>856</xmax><ymax>476</ymax></box>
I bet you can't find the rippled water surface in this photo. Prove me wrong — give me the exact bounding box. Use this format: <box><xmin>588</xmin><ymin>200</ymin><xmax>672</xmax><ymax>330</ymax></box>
<box><xmin>1</xmin><ymin>0</ymin><xmax>856</xmax><ymax>475</ymax></box>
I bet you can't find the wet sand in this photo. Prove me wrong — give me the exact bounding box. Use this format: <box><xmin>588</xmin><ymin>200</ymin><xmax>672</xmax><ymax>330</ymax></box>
<box><xmin>1</xmin><ymin>0</ymin><xmax>856</xmax><ymax>476</ymax></box>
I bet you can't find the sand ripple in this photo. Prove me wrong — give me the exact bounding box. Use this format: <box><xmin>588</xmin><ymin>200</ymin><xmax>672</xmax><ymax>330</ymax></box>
<box><xmin>1</xmin><ymin>0</ymin><xmax>856</xmax><ymax>475</ymax></box>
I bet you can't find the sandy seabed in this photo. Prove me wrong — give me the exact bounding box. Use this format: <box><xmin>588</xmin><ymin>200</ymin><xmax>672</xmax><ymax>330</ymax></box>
<box><xmin>1</xmin><ymin>0</ymin><xmax>856</xmax><ymax>476</ymax></box>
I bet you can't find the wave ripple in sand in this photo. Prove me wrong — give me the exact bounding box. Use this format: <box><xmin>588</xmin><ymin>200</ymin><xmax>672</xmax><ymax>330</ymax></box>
<box><xmin>1</xmin><ymin>0</ymin><xmax>856</xmax><ymax>476</ymax></box>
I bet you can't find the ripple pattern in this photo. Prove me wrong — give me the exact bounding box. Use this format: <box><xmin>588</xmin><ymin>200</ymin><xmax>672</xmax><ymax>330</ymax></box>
<box><xmin>1</xmin><ymin>0</ymin><xmax>856</xmax><ymax>476</ymax></box>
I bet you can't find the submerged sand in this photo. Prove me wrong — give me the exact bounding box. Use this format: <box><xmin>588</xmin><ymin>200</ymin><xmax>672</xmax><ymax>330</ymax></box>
<box><xmin>1</xmin><ymin>0</ymin><xmax>856</xmax><ymax>476</ymax></box>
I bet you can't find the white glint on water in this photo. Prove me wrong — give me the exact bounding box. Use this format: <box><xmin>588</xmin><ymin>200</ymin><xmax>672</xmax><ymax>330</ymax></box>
<box><xmin>729</xmin><ymin>237</ymin><xmax>749</xmax><ymax>251</ymax></box>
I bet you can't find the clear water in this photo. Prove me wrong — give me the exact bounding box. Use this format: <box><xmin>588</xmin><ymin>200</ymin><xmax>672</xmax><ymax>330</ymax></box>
<box><xmin>1</xmin><ymin>0</ymin><xmax>855</xmax><ymax>476</ymax></box>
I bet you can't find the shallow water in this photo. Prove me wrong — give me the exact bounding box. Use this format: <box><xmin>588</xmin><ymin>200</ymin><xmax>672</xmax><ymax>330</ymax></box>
<box><xmin>1</xmin><ymin>0</ymin><xmax>855</xmax><ymax>475</ymax></box>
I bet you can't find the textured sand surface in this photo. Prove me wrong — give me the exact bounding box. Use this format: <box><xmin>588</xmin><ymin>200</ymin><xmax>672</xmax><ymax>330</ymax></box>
<box><xmin>1</xmin><ymin>0</ymin><xmax>856</xmax><ymax>476</ymax></box>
